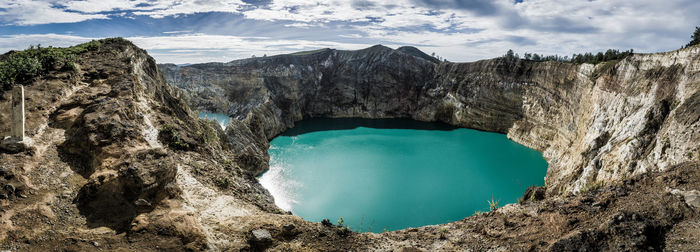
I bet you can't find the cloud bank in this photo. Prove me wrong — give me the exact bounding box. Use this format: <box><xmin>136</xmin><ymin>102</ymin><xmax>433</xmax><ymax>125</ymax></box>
<box><xmin>0</xmin><ymin>0</ymin><xmax>698</xmax><ymax>64</ymax></box>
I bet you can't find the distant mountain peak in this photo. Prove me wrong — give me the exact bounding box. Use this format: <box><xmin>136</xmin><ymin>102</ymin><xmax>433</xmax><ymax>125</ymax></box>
<box><xmin>396</xmin><ymin>46</ymin><xmax>440</xmax><ymax>63</ymax></box>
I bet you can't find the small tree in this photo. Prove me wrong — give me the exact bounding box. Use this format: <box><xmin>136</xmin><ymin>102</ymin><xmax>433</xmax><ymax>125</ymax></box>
<box><xmin>505</xmin><ymin>49</ymin><xmax>515</xmax><ymax>59</ymax></box>
<box><xmin>686</xmin><ymin>26</ymin><xmax>700</xmax><ymax>48</ymax></box>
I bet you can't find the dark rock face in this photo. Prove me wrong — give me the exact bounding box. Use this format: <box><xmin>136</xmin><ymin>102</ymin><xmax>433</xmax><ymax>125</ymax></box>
<box><xmin>522</xmin><ymin>186</ymin><xmax>546</xmax><ymax>202</ymax></box>
<box><xmin>160</xmin><ymin>45</ymin><xmax>700</xmax><ymax>196</ymax></box>
<box><xmin>160</xmin><ymin>45</ymin><xmax>538</xmax><ymax>176</ymax></box>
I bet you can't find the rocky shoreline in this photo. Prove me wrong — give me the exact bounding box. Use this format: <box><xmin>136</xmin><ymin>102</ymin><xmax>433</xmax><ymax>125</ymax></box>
<box><xmin>0</xmin><ymin>39</ymin><xmax>698</xmax><ymax>251</ymax></box>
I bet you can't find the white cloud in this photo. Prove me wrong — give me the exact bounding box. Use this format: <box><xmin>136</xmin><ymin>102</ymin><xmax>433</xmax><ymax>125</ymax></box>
<box><xmin>129</xmin><ymin>0</ymin><xmax>246</xmax><ymax>18</ymax></box>
<box><xmin>0</xmin><ymin>33</ymin><xmax>95</xmax><ymax>52</ymax></box>
<box><xmin>0</xmin><ymin>0</ymin><xmax>108</xmax><ymax>25</ymax></box>
<box><xmin>163</xmin><ymin>30</ymin><xmax>193</xmax><ymax>34</ymax></box>
<box><xmin>128</xmin><ymin>33</ymin><xmax>378</xmax><ymax>63</ymax></box>
<box><xmin>0</xmin><ymin>0</ymin><xmax>698</xmax><ymax>64</ymax></box>
<box><xmin>61</xmin><ymin>0</ymin><xmax>151</xmax><ymax>13</ymax></box>
<box><xmin>0</xmin><ymin>33</ymin><xmax>377</xmax><ymax>64</ymax></box>
<box><xmin>240</xmin><ymin>0</ymin><xmax>475</xmax><ymax>30</ymax></box>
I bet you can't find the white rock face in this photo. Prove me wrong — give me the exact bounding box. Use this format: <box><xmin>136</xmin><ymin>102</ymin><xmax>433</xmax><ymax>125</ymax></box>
<box><xmin>509</xmin><ymin>47</ymin><xmax>700</xmax><ymax>194</ymax></box>
<box><xmin>670</xmin><ymin>189</ymin><xmax>700</xmax><ymax>209</ymax></box>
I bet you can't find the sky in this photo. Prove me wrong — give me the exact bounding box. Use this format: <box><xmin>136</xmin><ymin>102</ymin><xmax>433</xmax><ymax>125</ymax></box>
<box><xmin>0</xmin><ymin>0</ymin><xmax>699</xmax><ymax>64</ymax></box>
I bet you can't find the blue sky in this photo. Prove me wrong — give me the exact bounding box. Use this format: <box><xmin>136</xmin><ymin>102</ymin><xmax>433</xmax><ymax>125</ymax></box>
<box><xmin>1</xmin><ymin>0</ymin><xmax>699</xmax><ymax>64</ymax></box>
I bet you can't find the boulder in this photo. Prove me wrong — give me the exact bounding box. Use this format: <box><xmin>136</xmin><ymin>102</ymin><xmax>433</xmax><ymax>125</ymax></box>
<box><xmin>0</xmin><ymin>136</ymin><xmax>34</xmax><ymax>153</ymax></box>
<box><xmin>249</xmin><ymin>228</ymin><xmax>273</xmax><ymax>250</ymax></box>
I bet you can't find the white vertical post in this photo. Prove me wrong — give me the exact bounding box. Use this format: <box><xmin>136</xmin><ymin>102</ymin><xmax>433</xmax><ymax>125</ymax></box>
<box><xmin>10</xmin><ymin>85</ymin><xmax>24</xmax><ymax>141</ymax></box>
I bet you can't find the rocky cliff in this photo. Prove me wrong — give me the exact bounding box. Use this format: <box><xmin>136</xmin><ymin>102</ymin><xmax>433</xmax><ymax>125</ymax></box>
<box><xmin>161</xmin><ymin>44</ymin><xmax>700</xmax><ymax>196</ymax></box>
<box><xmin>0</xmin><ymin>39</ymin><xmax>279</xmax><ymax>251</ymax></box>
<box><xmin>0</xmin><ymin>39</ymin><xmax>698</xmax><ymax>251</ymax></box>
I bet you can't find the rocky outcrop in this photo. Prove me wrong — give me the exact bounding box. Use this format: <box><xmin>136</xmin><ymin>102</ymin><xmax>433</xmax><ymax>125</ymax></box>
<box><xmin>161</xmin><ymin>44</ymin><xmax>700</xmax><ymax>196</ymax></box>
<box><xmin>1</xmin><ymin>39</ymin><xmax>698</xmax><ymax>251</ymax></box>
<box><xmin>0</xmin><ymin>39</ymin><xmax>275</xmax><ymax>250</ymax></box>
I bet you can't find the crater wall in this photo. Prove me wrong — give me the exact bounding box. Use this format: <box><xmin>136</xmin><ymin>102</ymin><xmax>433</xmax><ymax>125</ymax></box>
<box><xmin>161</xmin><ymin>45</ymin><xmax>700</xmax><ymax>194</ymax></box>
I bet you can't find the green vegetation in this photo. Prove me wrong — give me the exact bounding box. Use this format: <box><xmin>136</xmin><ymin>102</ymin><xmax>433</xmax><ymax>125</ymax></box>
<box><xmin>188</xmin><ymin>161</ymin><xmax>207</xmax><ymax>175</ymax></box>
<box><xmin>336</xmin><ymin>217</ymin><xmax>351</xmax><ymax>234</ymax></box>
<box><xmin>336</xmin><ymin>217</ymin><xmax>344</xmax><ymax>227</ymax></box>
<box><xmin>487</xmin><ymin>196</ymin><xmax>500</xmax><ymax>211</ymax></box>
<box><xmin>0</xmin><ymin>40</ymin><xmax>102</xmax><ymax>90</ymax></box>
<box><xmin>559</xmin><ymin>185</ymin><xmax>569</xmax><ymax>197</ymax></box>
<box><xmin>503</xmin><ymin>48</ymin><xmax>634</xmax><ymax>65</ymax></box>
<box><xmin>590</xmin><ymin>59</ymin><xmax>622</xmax><ymax>81</ymax></box>
<box><xmin>196</xmin><ymin>123</ymin><xmax>219</xmax><ymax>144</ymax></box>
<box><xmin>100</xmin><ymin>37</ymin><xmax>129</xmax><ymax>44</ymax></box>
<box><xmin>214</xmin><ymin>175</ymin><xmax>231</xmax><ymax>189</ymax></box>
<box><xmin>685</xmin><ymin>26</ymin><xmax>700</xmax><ymax>48</ymax></box>
<box><xmin>222</xmin><ymin>158</ymin><xmax>236</xmax><ymax>170</ymax></box>
<box><xmin>581</xmin><ymin>181</ymin><xmax>604</xmax><ymax>193</ymax></box>
<box><xmin>570</xmin><ymin>49</ymin><xmax>633</xmax><ymax>64</ymax></box>
<box><xmin>438</xmin><ymin>227</ymin><xmax>448</xmax><ymax>239</ymax></box>
<box><xmin>160</xmin><ymin>124</ymin><xmax>190</xmax><ymax>150</ymax></box>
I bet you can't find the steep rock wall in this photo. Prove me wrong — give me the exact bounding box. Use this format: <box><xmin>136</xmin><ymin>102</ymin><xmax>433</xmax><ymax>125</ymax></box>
<box><xmin>161</xmin><ymin>45</ymin><xmax>700</xmax><ymax>195</ymax></box>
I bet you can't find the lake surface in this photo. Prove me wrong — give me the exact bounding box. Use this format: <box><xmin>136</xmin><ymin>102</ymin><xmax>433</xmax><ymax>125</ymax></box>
<box><xmin>198</xmin><ymin>112</ymin><xmax>230</xmax><ymax>129</ymax></box>
<box><xmin>259</xmin><ymin>118</ymin><xmax>548</xmax><ymax>232</ymax></box>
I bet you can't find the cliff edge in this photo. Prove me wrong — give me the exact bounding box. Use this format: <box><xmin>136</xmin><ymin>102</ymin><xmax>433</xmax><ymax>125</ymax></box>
<box><xmin>161</xmin><ymin>44</ymin><xmax>700</xmax><ymax>196</ymax></box>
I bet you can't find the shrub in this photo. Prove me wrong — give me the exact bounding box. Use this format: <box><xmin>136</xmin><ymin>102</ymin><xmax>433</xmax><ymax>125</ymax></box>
<box><xmin>214</xmin><ymin>175</ymin><xmax>231</xmax><ymax>189</ymax></box>
<box><xmin>488</xmin><ymin>196</ymin><xmax>499</xmax><ymax>211</ymax></box>
<box><xmin>336</xmin><ymin>217</ymin><xmax>344</xmax><ymax>227</ymax></box>
<box><xmin>197</xmin><ymin>122</ymin><xmax>219</xmax><ymax>144</ymax></box>
<box><xmin>505</xmin><ymin>48</ymin><xmax>633</xmax><ymax>65</ymax></box>
<box><xmin>159</xmin><ymin>124</ymin><xmax>190</xmax><ymax>150</ymax></box>
<box><xmin>438</xmin><ymin>227</ymin><xmax>448</xmax><ymax>239</ymax></box>
<box><xmin>0</xmin><ymin>40</ymin><xmax>102</xmax><ymax>89</ymax></box>
<box><xmin>685</xmin><ymin>26</ymin><xmax>700</xmax><ymax>48</ymax></box>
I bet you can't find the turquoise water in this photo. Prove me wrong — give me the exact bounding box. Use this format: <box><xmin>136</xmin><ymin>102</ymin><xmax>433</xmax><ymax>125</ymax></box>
<box><xmin>198</xmin><ymin>112</ymin><xmax>230</xmax><ymax>129</ymax></box>
<box><xmin>259</xmin><ymin>118</ymin><xmax>548</xmax><ymax>232</ymax></box>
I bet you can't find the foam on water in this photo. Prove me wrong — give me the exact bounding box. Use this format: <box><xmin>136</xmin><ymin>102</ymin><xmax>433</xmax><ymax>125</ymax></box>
<box><xmin>258</xmin><ymin>163</ymin><xmax>300</xmax><ymax>212</ymax></box>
